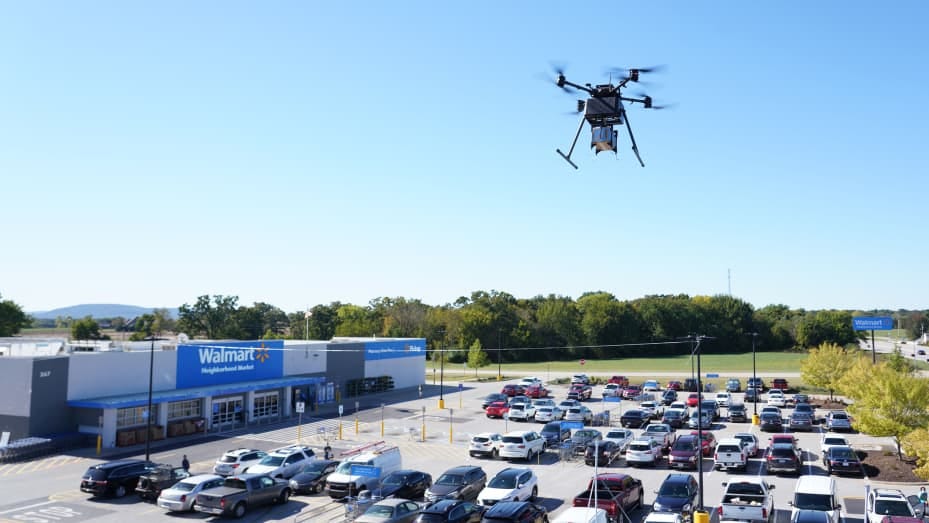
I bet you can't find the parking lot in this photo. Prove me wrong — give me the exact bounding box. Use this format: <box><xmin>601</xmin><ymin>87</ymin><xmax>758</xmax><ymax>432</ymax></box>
<box><xmin>0</xmin><ymin>375</ymin><xmax>912</xmax><ymax>523</ymax></box>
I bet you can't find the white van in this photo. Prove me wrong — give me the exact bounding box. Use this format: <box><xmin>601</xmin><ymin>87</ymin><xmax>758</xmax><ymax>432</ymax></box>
<box><xmin>552</xmin><ymin>507</ymin><xmax>609</xmax><ymax>523</ymax></box>
<box><xmin>788</xmin><ymin>475</ymin><xmax>841</xmax><ymax>523</ymax></box>
<box><xmin>325</xmin><ymin>443</ymin><xmax>402</xmax><ymax>500</ymax></box>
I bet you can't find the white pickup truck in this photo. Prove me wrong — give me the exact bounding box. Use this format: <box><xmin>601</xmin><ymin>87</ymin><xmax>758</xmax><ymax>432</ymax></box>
<box><xmin>714</xmin><ymin>438</ymin><xmax>748</xmax><ymax>472</ymax></box>
<box><xmin>719</xmin><ymin>479</ymin><xmax>775</xmax><ymax>523</ymax></box>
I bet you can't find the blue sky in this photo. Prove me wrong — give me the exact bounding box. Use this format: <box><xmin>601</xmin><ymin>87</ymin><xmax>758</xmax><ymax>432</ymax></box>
<box><xmin>2</xmin><ymin>2</ymin><xmax>927</xmax><ymax>313</ymax></box>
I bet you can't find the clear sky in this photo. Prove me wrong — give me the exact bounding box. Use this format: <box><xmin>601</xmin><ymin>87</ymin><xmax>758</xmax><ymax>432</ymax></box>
<box><xmin>2</xmin><ymin>1</ymin><xmax>927</xmax><ymax>313</ymax></box>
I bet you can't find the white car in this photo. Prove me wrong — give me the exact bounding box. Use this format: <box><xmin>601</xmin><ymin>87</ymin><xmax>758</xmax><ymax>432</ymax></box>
<box><xmin>519</xmin><ymin>377</ymin><xmax>543</xmax><ymax>388</ymax></box>
<box><xmin>641</xmin><ymin>424</ymin><xmax>675</xmax><ymax>449</ymax></box>
<box><xmin>534</xmin><ymin>406</ymin><xmax>563</xmax><ymax>422</ymax></box>
<box><xmin>643</xmin><ymin>380</ymin><xmax>661</xmax><ymax>392</ymax></box>
<box><xmin>532</xmin><ymin>398</ymin><xmax>555</xmax><ymax>408</ymax></box>
<box><xmin>669</xmin><ymin>401</ymin><xmax>688</xmax><ymax>412</ymax></box>
<box><xmin>604</xmin><ymin>428</ymin><xmax>635</xmax><ymax>452</ymax></box>
<box><xmin>714</xmin><ymin>392</ymin><xmax>732</xmax><ymax>407</ymax></box>
<box><xmin>477</xmin><ymin>467</ymin><xmax>538</xmax><ymax>506</ymax></box>
<box><xmin>644</xmin><ymin>513</ymin><xmax>683</xmax><ymax>523</ymax></box>
<box><xmin>602</xmin><ymin>383</ymin><xmax>622</xmax><ymax>397</ymax></box>
<box><xmin>865</xmin><ymin>488</ymin><xmax>918</xmax><ymax>523</ymax></box>
<box><xmin>157</xmin><ymin>474</ymin><xmax>225</xmax><ymax>512</ymax></box>
<box><xmin>500</xmin><ymin>431</ymin><xmax>546</xmax><ymax>461</ymax></box>
<box><xmin>213</xmin><ymin>448</ymin><xmax>268</xmax><ymax>476</ymax></box>
<box><xmin>625</xmin><ymin>437</ymin><xmax>663</xmax><ymax>467</ymax></box>
<box><xmin>820</xmin><ymin>434</ymin><xmax>849</xmax><ymax>458</ymax></box>
<box><xmin>564</xmin><ymin>406</ymin><xmax>593</xmax><ymax>423</ymax></box>
<box><xmin>761</xmin><ymin>405</ymin><xmax>782</xmax><ymax>417</ymax></box>
<box><xmin>733</xmin><ymin>432</ymin><xmax>760</xmax><ymax>457</ymax></box>
<box><xmin>766</xmin><ymin>395</ymin><xmax>786</xmax><ymax>408</ymax></box>
<box><xmin>245</xmin><ymin>445</ymin><xmax>316</xmax><ymax>479</ymax></box>
<box><xmin>508</xmin><ymin>403</ymin><xmax>537</xmax><ymax>422</ymax></box>
<box><xmin>559</xmin><ymin>399</ymin><xmax>580</xmax><ymax>411</ymax></box>
<box><xmin>640</xmin><ymin>401</ymin><xmax>663</xmax><ymax>419</ymax></box>
<box><xmin>469</xmin><ymin>432</ymin><xmax>504</xmax><ymax>459</ymax></box>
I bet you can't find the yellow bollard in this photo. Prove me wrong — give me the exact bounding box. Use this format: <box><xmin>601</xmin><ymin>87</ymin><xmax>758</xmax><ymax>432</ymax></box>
<box><xmin>449</xmin><ymin>427</ymin><xmax>453</xmax><ymax>444</ymax></box>
<box><xmin>694</xmin><ymin>511</ymin><xmax>710</xmax><ymax>523</ymax></box>
<box><xmin>355</xmin><ymin>417</ymin><xmax>359</xmax><ymax>435</ymax></box>
<box><xmin>421</xmin><ymin>423</ymin><xmax>426</xmax><ymax>442</ymax></box>
<box><xmin>338</xmin><ymin>422</ymin><xmax>343</xmax><ymax>440</ymax></box>
<box><xmin>381</xmin><ymin>421</ymin><xmax>385</xmax><ymax>438</ymax></box>
<box><xmin>96</xmin><ymin>434</ymin><xmax>102</xmax><ymax>456</ymax></box>
<box><xmin>497</xmin><ymin>374</ymin><xmax>502</xmax><ymax>381</ymax></box>
<box><xmin>438</xmin><ymin>398</ymin><xmax>445</xmax><ymax>410</ymax></box>
<box><xmin>752</xmin><ymin>413</ymin><xmax>760</xmax><ymax>426</ymax></box>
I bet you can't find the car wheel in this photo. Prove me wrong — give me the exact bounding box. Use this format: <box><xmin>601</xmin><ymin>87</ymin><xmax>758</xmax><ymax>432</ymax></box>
<box><xmin>114</xmin><ymin>485</ymin><xmax>127</xmax><ymax>498</ymax></box>
<box><xmin>278</xmin><ymin>489</ymin><xmax>291</xmax><ymax>504</ymax></box>
<box><xmin>233</xmin><ymin>502</ymin><xmax>247</xmax><ymax>518</ymax></box>
<box><xmin>315</xmin><ymin>482</ymin><xmax>324</xmax><ymax>494</ymax></box>
<box><xmin>491</xmin><ymin>449</ymin><xmax>499</xmax><ymax>459</ymax></box>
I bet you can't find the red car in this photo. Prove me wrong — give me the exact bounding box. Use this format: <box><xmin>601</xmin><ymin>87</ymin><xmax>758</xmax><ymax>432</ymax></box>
<box><xmin>771</xmin><ymin>379</ymin><xmax>789</xmax><ymax>391</ymax></box>
<box><xmin>768</xmin><ymin>433</ymin><xmax>798</xmax><ymax>449</ymax></box>
<box><xmin>525</xmin><ymin>384</ymin><xmax>550</xmax><ymax>398</ymax></box>
<box><xmin>501</xmin><ymin>384</ymin><xmax>525</xmax><ymax>397</ymax></box>
<box><xmin>686</xmin><ymin>393</ymin><xmax>701</xmax><ymax>407</ymax></box>
<box><xmin>621</xmin><ymin>385</ymin><xmax>642</xmax><ymax>399</ymax></box>
<box><xmin>485</xmin><ymin>401</ymin><xmax>509</xmax><ymax>418</ymax></box>
<box><xmin>689</xmin><ymin>430</ymin><xmax>717</xmax><ymax>456</ymax></box>
<box><xmin>608</xmin><ymin>376</ymin><xmax>630</xmax><ymax>387</ymax></box>
<box><xmin>666</xmin><ymin>380</ymin><xmax>682</xmax><ymax>391</ymax></box>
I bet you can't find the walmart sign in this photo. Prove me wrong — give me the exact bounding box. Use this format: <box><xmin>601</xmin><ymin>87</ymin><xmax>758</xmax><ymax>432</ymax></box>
<box><xmin>364</xmin><ymin>339</ymin><xmax>426</xmax><ymax>361</ymax></box>
<box><xmin>177</xmin><ymin>340</ymin><xmax>284</xmax><ymax>388</ymax></box>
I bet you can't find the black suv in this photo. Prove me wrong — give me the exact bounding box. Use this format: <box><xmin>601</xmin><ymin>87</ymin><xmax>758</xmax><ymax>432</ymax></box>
<box><xmin>728</xmin><ymin>404</ymin><xmax>748</xmax><ymax>423</ymax></box>
<box><xmin>418</xmin><ymin>499</ymin><xmax>485</xmax><ymax>523</ymax></box>
<box><xmin>652</xmin><ymin>473</ymin><xmax>698</xmax><ymax>520</ymax></box>
<box><xmin>80</xmin><ymin>459</ymin><xmax>154</xmax><ymax>498</ymax></box>
<box><xmin>374</xmin><ymin>469</ymin><xmax>433</xmax><ymax>499</ymax></box>
<box><xmin>426</xmin><ymin>465</ymin><xmax>487</xmax><ymax>503</ymax></box>
<box><xmin>540</xmin><ymin>422</ymin><xmax>570</xmax><ymax>448</ymax></box>
<box><xmin>480</xmin><ymin>501</ymin><xmax>548</xmax><ymax>523</ymax></box>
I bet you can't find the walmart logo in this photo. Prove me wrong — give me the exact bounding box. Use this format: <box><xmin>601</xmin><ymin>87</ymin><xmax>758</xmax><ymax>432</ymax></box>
<box><xmin>254</xmin><ymin>346</ymin><xmax>270</xmax><ymax>363</ymax></box>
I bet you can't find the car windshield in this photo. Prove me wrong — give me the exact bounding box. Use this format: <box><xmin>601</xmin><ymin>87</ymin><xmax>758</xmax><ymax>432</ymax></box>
<box><xmin>664</xmin><ymin>411</ymin><xmax>681</xmax><ymax>418</ymax></box>
<box><xmin>647</xmin><ymin>426</ymin><xmax>668</xmax><ymax>433</ymax></box>
<box><xmin>875</xmin><ymin>500</ymin><xmax>913</xmax><ymax>516</ymax></box>
<box><xmin>259</xmin><ymin>456</ymin><xmax>285</xmax><ymax>466</ymax></box>
<box><xmin>172</xmin><ymin>481</ymin><xmax>197</xmax><ymax>492</ymax></box>
<box><xmin>607</xmin><ymin>431</ymin><xmax>628</xmax><ymax>438</ymax></box>
<box><xmin>364</xmin><ymin>505</ymin><xmax>395</xmax><ymax>517</ymax></box>
<box><xmin>335</xmin><ymin>462</ymin><xmax>354</xmax><ymax>474</ymax></box>
<box><xmin>473</xmin><ymin>437</ymin><xmax>490</xmax><ymax>443</ymax></box>
<box><xmin>824</xmin><ymin>437</ymin><xmax>846</xmax><ymax>445</ymax></box>
<box><xmin>659</xmin><ymin>482</ymin><xmax>689</xmax><ymax>497</ymax></box>
<box><xmin>219</xmin><ymin>455</ymin><xmax>238</xmax><ymax>463</ymax></box>
<box><xmin>435</xmin><ymin>473</ymin><xmax>463</xmax><ymax>486</ymax></box>
<box><xmin>300</xmin><ymin>461</ymin><xmax>329</xmax><ymax>473</ymax></box>
<box><xmin>538</xmin><ymin>408</ymin><xmax>552</xmax><ymax>413</ymax></box>
<box><xmin>488</xmin><ymin>474</ymin><xmax>517</xmax><ymax>489</ymax></box>
<box><xmin>830</xmin><ymin>448</ymin><xmax>857</xmax><ymax>460</ymax></box>
<box><xmin>673</xmin><ymin>440</ymin><xmax>695</xmax><ymax>451</ymax></box>
<box><xmin>542</xmin><ymin>425</ymin><xmax>559</xmax><ymax>434</ymax></box>
<box><xmin>794</xmin><ymin>493</ymin><xmax>833</xmax><ymax>511</ymax></box>
<box><xmin>382</xmin><ymin>473</ymin><xmax>411</xmax><ymax>485</ymax></box>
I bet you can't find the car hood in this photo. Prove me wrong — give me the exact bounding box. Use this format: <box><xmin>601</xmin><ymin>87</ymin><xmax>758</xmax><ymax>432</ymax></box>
<box><xmin>478</xmin><ymin>487</ymin><xmax>517</xmax><ymax>502</ymax></box>
<box><xmin>654</xmin><ymin>495</ymin><xmax>690</xmax><ymax>510</ymax></box>
<box><xmin>291</xmin><ymin>471</ymin><xmax>323</xmax><ymax>484</ymax></box>
<box><xmin>428</xmin><ymin>484</ymin><xmax>462</xmax><ymax>497</ymax></box>
<box><xmin>372</xmin><ymin>484</ymin><xmax>404</xmax><ymax>498</ymax></box>
<box><xmin>670</xmin><ymin>449</ymin><xmax>697</xmax><ymax>459</ymax></box>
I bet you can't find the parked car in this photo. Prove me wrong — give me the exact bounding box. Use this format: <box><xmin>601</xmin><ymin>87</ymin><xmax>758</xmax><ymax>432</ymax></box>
<box><xmin>652</xmin><ymin>473</ymin><xmax>698</xmax><ymax>520</ymax></box>
<box><xmin>355</xmin><ymin>498</ymin><xmax>423</xmax><ymax>523</ymax></box>
<box><xmin>640</xmin><ymin>401</ymin><xmax>664</xmax><ymax>419</ymax></box>
<box><xmin>558</xmin><ymin>399</ymin><xmax>580</xmax><ymax>411</ymax></box>
<box><xmin>477</xmin><ymin>467</ymin><xmax>538</xmax><ymax>506</ymax></box>
<box><xmin>602</xmin><ymin>383</ymin><xmax>623</xmax><ymax>398</ymax></box>
<box><xmin>572</xmin><ymin>374</ymin><xmax>591</xmax><ymax>385</ymax></box>
<box><xmin>533</xmin><ymin>406</ymin><xmax>563</xmax><ymax>423</ymax></box>
<box><xmin>603</xmin><ymin>428</ymin><xmax>635</xmax><ymax>453</ymax></box>
<box><xmin>682</xmin><ymin>378</ymin><xmax>698</xmax><ymax>392</ymax></box>
<box><xmin>620</xmin><ymin>409</ymin><xmax>650</xmax><ymax>428</ymax></box>
<box><xmin>80</xmin><ymin>459</ymin><xmax>155</xmax><ymax>498</ymax></box>
<box><xmin>728</xmin><ymin>404</ymin><xmax>748</xmax><ymax>423</ymax></box>
<box><xmin>565</xmin><ymin>406</ymin><xmax>594</xmax><ymax>423</ymax></box>
<box><xmin>622</xmin><ymin>385</ymin><xmax>643</xmax><ymax>400</ymax></box>
<box><xmin>661</xmin><ymin>390</ymin><xmax>679</xmax><ymax>406</ymax></box>
<box><xmin>426</xmin><ymin>465</ymin><xmax>487</xmax><ymax>503</ymax></box>
<box><xmin>501</xmin><ymin>384</ymin><xmax>526</xmax><ymax>397</ymax></box>
<box><xmin>509</xmin><ymin>395</ymin><xmax>531</xmax><ymax>406</ymax></box>
<box><xmin>507</xmin><ymin>403</ymin><xmax>536</xmax><ymax>422</ymax></box>
<box><xmin>415</xmin><ymin>499</ymin><xmax>484</xmax><ymax>523</ymax></box>
<box><xmin>668</xmin><ymin>435</ymin><xmax>701</xmax><ymax>470</ymax></box>
<box><xmin>156</xmin><ymin>474</ymin><xmax>225</xmax><ymax>512</ymax></box>
<box><xmin>532</xmin><ymin>398</ymin><xmax>555</xmax><ymax>408</ymax></box>
<box><xmin>524</xmin><ymin>384</ymin><xmax>551</xmax><ymax>399</ymax></box>
<box><xmin>568</xmin><ymin>384</ymin><xmax>593</xmax><ymax>401</ymax></box>
<box><xmin>288</xmin><ymin>459</ymin><xmax>340</xmax><ymax>495</ymax></box>
<box><xmin>725</xmin><ymin>378</ymin><xmax>742</xmax><ymax>392</ymax></box>
<box><xmin>480</xmin><ymin>501</ymin><xmax>548</xmax><ymax>523</ymax></box>
<box><xmin>747</xmin><ymin>377</ymin><xmax>765</xmax><ymax>390</ymax></box>
<box><xmin>609</xmin><ymin>375</ymin><xmax>630</xmax><ymax>387</ymax></box>
<box><xmin>823</xmin><ymin>446</ymin><xmax>863</xmax><ymax>476</ymax></box>
<box><xmin>499</xmin><ymin>431</ymin><xmax>545</xmax><ymax>461</ymax></box>
<box><xmin>666</xmin><ymin>380</ymin><xmax>683</xmax><ymax>391</ymax></box>
<box><xmin>486</xmin><ymin>401</ymin><xmax>510</xmax><ymax>419</ymax></box>
<box><xmin>374</xmin><ymin>469</ymin><xmax>433</xmax><ymax>499</ymax></box>
<box><xmin>540</xmin><ymin>422</ymin><xmax>571</xmax><ymax>448</ymax></box>
<box><xmin>865</xmin><ymin>488</ymin><xmax>918</xmax><ymax>523</ymax></box>
<box><xmin>686</xmin><ymin>393</ymin><xmax>700</xmax><ymax>407</ymax></box>
<box><xmin>643</xmin><ymin>380</ymin><xmax>661</xmax><ymax>392</ymax></box>
<box><xmin>570</xmin><ymin>429</ymin><xmax>603</xmax><ymax>452</ymax></box>
<box><xmin>642</xmin><ymin>424</ymin><xmax>675</xmax><ymax>450</ymax></box>
<box><xmin>213</xmin><ymin>448</ymin><xmax>268</xmax><ymax>477</ymax></box>
<box><xmin>572</xmin><ymin>473</ymin><xmax>643</xmax><ymax>523</ymax></box>
<box><xmin>471</xmin><ymin>433</ymin><xmax>506</xmax><ymax>460</ymax></box>
<box><xmin>246</xmin><ymin>445</ymin><xmax>315</xmax><ymax>479</ymax></box>
<box><xmin>689</xmin><ymin>431</ymin><xmax>716</xmax><ymax>456</ymax></box>
<box><xmin>136</xmin><ymin>464</ymin><xmax>191</xmax><ymax>501</ymax></box>
<box><xmin>193</xmin><ymin>474</ymin><xmax>292</xmax><ymax>518</ymax></box>
<box><xmin>820</xmin><ymin>434</ymin><xmax>850</xmax><ymax>458</ymax></box>
<box><xmin>825</xmin><ymin>411</ymin><xmax>853</xmax><ymax>432</ymax></box>
<box><xmin>518</xmin><ymin>377</ymin><xmax>543</xmax><ymax>388</ymax></box>
<box><xmin>745</xmin><ymin>388</ymin><xmax>762</xmax><ymax>403</ymax></box>
<box><xmin>626</xmin><ymin>437</ymin><xmax>663</xmax><ymax>467</ymax></box>
<box><xmin>760</xmin><ymin>412</ymin><xmax>783</xmax><ymax>432</ymax></box>
<box><xmin>766</xmin><ymin>443</ymin><xmax>802</xmax><ymax>475</ymax></box>
<box><xmin>687</xmin><ymin>410</ymin><xmax>713</xmax><ymax>430</ymax></box>
<box><xmin>662</xmin><ymin>408</ymin><xmax>687</xmax><ymax>429</ymax></box>
<box><xmin>714</xmin><ymin>392</ymin><xmax>732</xmax><ymax>407</ymax></box>
<box><xmin>789</xmin><ymin>412</ymin><xmax>814</xmax><ymax>432</ymax></box>
<box><xmin>766</xmin><ymin>392</ymin><xmax>786</xmax><ymax>408</ymax></box>
<box><xmin>482</xmin><ymin>393</ymin><xmax>509</xmax><ymax>409</ymax></box>
<box><xmin>770</xmin><ymin>433</ymin><xmax>798</xmax><ymax>449</ymax></box>
<box><xmin>713</xmin><ymin>438</ymin><xmax>748</xmax><ymax>472</ymax></box>
<box><xmin>772</xmin><ymin>378</ymin><xmax>790</xmax><ymax>391</ymax></box>
<box><xmin>585</xmin><ymin>441</ymin><xmax>623</xmax><ymax>466</ymax></box>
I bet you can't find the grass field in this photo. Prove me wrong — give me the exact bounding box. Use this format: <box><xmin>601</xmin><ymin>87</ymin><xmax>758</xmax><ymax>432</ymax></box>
<box><xmin>485</xmin><ymin>352</ymin><xmax>806</xmax><ymax>373</ymax></box>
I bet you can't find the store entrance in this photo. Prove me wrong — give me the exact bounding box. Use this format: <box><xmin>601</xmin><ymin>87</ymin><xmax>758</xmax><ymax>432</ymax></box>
<box><xmin>211</xmin><ymin>396</ymin><xmax>244</xmax><ymax>429</ymax></box>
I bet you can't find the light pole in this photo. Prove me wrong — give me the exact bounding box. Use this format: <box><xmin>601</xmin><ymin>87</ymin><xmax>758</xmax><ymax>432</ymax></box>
<box><xmin>437</xmin><ymin>329</ymin><xmax>446</xmax><ymax>409</ymax></box>
<box><xmin>497</xmin><ymin>329</ymin><xmax>502</xmax><ymax>382</ymax></box>
<box><xmin>144</xmin><ymin>332</ymin><xmax>155</xmax><ymax>462</ymax></box>
<box><xmin>749</xmin><ymin>332</ymin><xmax>759</xmax><ymax>417</ymax></box>
<box><xmin>689</xmin><ymin>334</ymin><xmax>714</xmax><ymax>520</ymax></box>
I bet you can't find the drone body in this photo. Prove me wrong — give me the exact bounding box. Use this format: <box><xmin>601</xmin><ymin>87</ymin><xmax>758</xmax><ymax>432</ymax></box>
<box><xmin>552</xmin><ymin>67</ymin><xmax>664</xmax><ymax>169</ymax></box>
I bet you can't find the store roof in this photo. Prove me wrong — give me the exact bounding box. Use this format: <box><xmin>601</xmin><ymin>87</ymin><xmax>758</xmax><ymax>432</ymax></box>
<box><xmin>67</xmin><ymin>375</ymin><xmax>326</xmax><ymax>409</ymax></box>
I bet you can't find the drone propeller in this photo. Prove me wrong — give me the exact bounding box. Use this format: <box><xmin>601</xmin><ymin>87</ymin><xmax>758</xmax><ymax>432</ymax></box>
<box><xmin>607</xmin><ymin>65</ymin><xmax>666</xmax><ymax>82</ymax></box>
<box><xmin>632</xmin><ymin>93</ymin><xmax>674</xmax><ymax>110</ymax></box>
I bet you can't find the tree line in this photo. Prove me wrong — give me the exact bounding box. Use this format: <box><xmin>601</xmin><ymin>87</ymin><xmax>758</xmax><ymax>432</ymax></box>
<box><xmin>2</xmin><ymin>291</ymin><xmax>926</xmax><ymax>363</ymax></box>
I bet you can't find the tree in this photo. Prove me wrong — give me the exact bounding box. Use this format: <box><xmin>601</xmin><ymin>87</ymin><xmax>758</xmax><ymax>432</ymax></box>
<box><xmin>0</xmin><ymin>294</ymin><xmax>31</xmax><ymax>336</ymax></box>
<box><xmin>800</xmin><ymin>342</ymin><xmax>854</xmax><ymax>400</ymax></box>
<box><xmin>901</xmin><ymin>428</ymin><xmax>929</xmax><ymax>480</ymax></box>
<box><xmin>796</xmin><ymin>310</ymin><xmax>858</xmax><ymax>348</ymax></box>
<box><xmin>467</xmin><ymin>339</ymin><xmax>490</xmax><ymax>376</ymax></box>
<box><xmin>842</xmin><ymin>361</ymin><xmax>929</xmax><ymax>457</ymax></box>
<box><xmin>177</xmin><ymin>295</ymin><xmax>241</xmax><ymax>339</ymax></box>
<box><xmin>333</xmin><ymin>304</ymin><xmax>381</xmax><ymax>337</ymax></box>
<box><xmin>71</xmin><ymin>316</ymin><xmax>107</xmax><ymax>340</ymax></box>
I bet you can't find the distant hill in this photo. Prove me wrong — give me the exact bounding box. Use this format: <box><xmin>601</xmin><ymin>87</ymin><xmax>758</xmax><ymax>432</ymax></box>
<box><xmin>29</xmin><ymin>304</ymin><xmax>178</xmax><ymax>320</ymax></box>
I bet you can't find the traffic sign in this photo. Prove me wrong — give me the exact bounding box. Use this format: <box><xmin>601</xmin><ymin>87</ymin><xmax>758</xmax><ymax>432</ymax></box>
<box><xmin>853</xmin><ymin>316</ymin><xmax>894</xmax><ymax>331</ymax></box>
<box><xmin>296</xmin><ymin>401</ymin><xmax>305</xmax><ymax>414</ymax></box>
<box><xmin>458</xmin><ymin>383</ymin><xmax>463</xmax><ymax>392</ymax></box>
<box><xmin>706</xmin><ymin>373</ymin><xmax>719</xmax><ymax>378</ymax></box>
<box><xmin>338</xmin><ymin>404</ymin><xmax>344</xmax><ymax>416</ymax></box>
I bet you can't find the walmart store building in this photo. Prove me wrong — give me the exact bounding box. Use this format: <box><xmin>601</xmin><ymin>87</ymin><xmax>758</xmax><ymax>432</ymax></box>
<box><xmin>0</xmin><ymin>337</ymin><xmax>425</xmax><ymax>449</ymax></box>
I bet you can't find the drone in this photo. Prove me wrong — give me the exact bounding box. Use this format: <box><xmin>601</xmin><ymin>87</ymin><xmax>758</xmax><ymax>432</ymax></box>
<box><xmin>551</xmin><ymin>66</ymin><xmax>666</xmax><ymax>169</ymax></box>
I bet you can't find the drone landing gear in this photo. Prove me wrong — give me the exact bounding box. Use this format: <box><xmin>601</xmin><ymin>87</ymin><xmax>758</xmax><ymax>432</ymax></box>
<box><xmin>556</xmin><ymin>117</ymin><xmax>585</xmax><ymax>170</ymax></box>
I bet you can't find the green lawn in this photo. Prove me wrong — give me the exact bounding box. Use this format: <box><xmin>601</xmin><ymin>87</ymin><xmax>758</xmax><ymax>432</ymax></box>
<box><xmin>486</xmin><ymin>352</ymin><xmax>806</xmax><ymax>374</ymax></box>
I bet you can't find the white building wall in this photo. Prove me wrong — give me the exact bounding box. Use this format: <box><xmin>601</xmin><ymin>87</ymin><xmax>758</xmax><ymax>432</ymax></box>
<box><xmin>282</xmin><ymin>341</ymin><xmax>327</xmax><ymax>376</ymax></box>
<box><xmin>67</xmin><ymin>350</ymin><xmax>178</xmax><ymax>400</ymax></box>
<box><xmin>364</xmin><ymin>356</ymin><xmax>425</xmax><ymax>390</ymax></box>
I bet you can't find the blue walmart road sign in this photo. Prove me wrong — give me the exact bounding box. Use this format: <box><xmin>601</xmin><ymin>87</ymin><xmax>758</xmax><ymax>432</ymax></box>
<box><xmin>350</xmin><ymin>465</ymin><xmax>381</xmax><ymax>478</ymax></box>
<box><xmin>561</xmin><ymin>421</ymin><xmax>584</xmax><ymax>430</ymax></box>
<box><xmin>853</xmin><ymin>317</ymin><xmax>894</xmax><ymax>331</ymax></box>
<box><xmin>706</xmin><ymin>373</ymin><xmax>719</xmax><ymax>378</ymax></box>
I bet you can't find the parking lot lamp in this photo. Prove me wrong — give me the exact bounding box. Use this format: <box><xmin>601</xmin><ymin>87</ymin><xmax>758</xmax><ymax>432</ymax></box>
<box><xmin>750</xmin><ymin>332</ymin><xmax>759</xmax><ymax>417</ymax></box>
<box><xmin>144</xmin><ymin>333</ymin><xmax>154</xmax><ymax>462</ymax></box>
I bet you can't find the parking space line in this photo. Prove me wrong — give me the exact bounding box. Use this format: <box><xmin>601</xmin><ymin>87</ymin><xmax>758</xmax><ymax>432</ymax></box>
<box><xmin>0</xmin><ymin>500</ymin><xmax>55</xmax><ymax>515</ymax></box>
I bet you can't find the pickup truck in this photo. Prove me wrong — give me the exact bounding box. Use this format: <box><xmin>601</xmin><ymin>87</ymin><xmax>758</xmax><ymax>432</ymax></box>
<box><xmin>573</xmin><ymin>473</ymin><xmax>644</xmax><ymax>523</ymax></box>
<box><xmin>194</xmin><ymin>473</ymin><xmax>292</xmax><ymax>518</ymax></box>
<box><xmin>713</xmin><ymin>438</ymin><xmax>748</xmax><ymax>472</ymax></box>
<box><xmin>135</xmin><ymin>464</ymin><xmax>190</xmax><ymax>500</ymax></box>
<box><xmin>718</xmin><ymin>479</ymin><xmax>775</xmax><ymax>523</ymax></box>
<box><xmin>642</xmin><ymin>424</ymin><xmax>675</xmax><ymax>450</ymax></box>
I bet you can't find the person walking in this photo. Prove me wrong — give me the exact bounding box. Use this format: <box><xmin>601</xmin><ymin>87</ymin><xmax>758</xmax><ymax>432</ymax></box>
<box><xmin>919</xmin><ymin>486</ymin><xmax>927</xmax><ymax>513</ymax></box>
<box><xmin>181</xmin><ymin>454</ymin><xmax>190</xmax><ymax>472</ymax></box>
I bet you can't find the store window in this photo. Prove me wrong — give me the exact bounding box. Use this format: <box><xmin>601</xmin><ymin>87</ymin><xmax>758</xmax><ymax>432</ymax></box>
<box><xmin>117</xmin><ymin>405</ymin><xmax>159</xmax><ymax>428</ymax></box>
<box><xmin>253</xmin><ymin>392</ymin><xmax>280</xmax><ymax>419</ymax></box>
<box><xmin>167</xmin><ymin>399</ymin><xmax>202</xmax><ymax>421</ymax></box>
